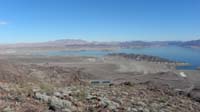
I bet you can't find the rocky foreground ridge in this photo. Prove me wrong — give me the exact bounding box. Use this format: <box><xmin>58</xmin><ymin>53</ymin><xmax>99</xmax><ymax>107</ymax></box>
<box><xmin>0</xmin><ymin>60</ymin><xmax>200</xmax><ymax>112</ymax></box>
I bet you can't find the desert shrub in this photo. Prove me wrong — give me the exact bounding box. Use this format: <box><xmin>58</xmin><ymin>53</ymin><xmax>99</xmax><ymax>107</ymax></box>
<box><xmin>39</xmin><ymin>83</ymin><xmax>55</xmax><ymax>94</ymax></box>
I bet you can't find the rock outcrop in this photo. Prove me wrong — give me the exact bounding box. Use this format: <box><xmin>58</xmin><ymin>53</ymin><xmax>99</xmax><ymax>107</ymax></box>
<box><xmin>108</xmin><ymin>53</ymin><xmax>176</xmax><ymax>63</ymax></box>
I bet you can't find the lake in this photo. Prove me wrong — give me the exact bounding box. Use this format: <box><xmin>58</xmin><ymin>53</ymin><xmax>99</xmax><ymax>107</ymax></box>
<box><xmin>47</xmin><ymin>46</ymin><xmax>200</xmax><ymax>70</ymax></box>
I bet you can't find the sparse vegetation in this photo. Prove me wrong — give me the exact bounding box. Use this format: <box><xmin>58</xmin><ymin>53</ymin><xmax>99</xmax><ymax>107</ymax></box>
<box><xmin>0</xmin><ymin>54</ymin><xmax>200</xmax><ymax>111</ymax></box>
<box><xmin>39</xmin><ymin>83</ymin><xmax>55</xmax><ymax>94</ymax></box>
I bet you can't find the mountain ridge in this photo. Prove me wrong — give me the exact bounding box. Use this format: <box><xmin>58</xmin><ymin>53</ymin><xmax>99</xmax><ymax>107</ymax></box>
<box><xmin>0</xmin><ymin>39</ymin><xmax>200</xmax><ymax>49</ymax></box>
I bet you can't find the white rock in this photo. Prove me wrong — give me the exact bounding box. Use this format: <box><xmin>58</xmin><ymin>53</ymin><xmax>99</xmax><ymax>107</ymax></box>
<box><xmin>179</xmin><ymin>72</ymin><xmax>187</xmax><ymax>78</ymax></box>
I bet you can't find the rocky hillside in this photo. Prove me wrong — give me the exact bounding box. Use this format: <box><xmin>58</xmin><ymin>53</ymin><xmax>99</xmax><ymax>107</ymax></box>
<box><xmin>1</xmin><ymin>81</ymin><xmax>200</xmax><ymax>112</ymax></box>
<box><xmin>108</xmin><ymin>53</ymin><xmax>177</xmax><ymax>63</ymax></box>
<box><xmin>0</xmin><ymin>60</ymin><xmax>92</xmax><ymax>86</ymax></box>
<box><xmin>0</xmin><ymin>60</ymin><xmax>200</xmax><ymax>111</ymax></box>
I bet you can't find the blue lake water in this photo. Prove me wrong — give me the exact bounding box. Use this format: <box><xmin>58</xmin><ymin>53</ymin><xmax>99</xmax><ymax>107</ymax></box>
<box><xmin>47</xmin><ymin>46</ymin><xmax>200</xmax><ymax>70</ymax></box>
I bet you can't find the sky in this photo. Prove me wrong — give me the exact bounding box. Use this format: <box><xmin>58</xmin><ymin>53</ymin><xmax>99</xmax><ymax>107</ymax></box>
<box><xmin>0</xmin><ymin>0</ymin><xmax>200</xmax><ymax>43</ymax></box>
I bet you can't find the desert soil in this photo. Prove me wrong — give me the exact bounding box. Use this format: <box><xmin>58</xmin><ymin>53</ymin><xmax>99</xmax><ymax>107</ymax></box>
<box><xmin>0</xmin><ymin>54</ymin><xmax>200</xmax><ymax>112</ymax></box>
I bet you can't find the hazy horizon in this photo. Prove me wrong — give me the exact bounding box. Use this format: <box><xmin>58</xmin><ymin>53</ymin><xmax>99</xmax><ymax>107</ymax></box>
<box><xmin>0</xmin><ymin>0</ymin><xmax>200</xmax><ymax>43</ymax></box>
<box><xmin>0</xmin><ymin>38</ymin><xmax>199</xmax><ymax>45</ymax></box>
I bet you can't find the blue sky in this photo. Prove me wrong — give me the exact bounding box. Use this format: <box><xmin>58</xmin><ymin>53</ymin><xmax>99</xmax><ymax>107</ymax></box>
<box><xmin>0</xmin><ymin>0</ymin><xmax>200</xmax><ymax>43</ymax></box>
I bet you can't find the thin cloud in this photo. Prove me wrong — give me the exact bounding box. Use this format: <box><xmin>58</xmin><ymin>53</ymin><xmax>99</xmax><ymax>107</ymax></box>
<box><xmin>0</xmin><ymin>21</ymin><xmax>8</xmax><ymax>25</ymax></box>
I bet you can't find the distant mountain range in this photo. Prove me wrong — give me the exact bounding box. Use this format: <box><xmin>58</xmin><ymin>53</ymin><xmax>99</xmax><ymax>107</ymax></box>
<box><xmin>179</xmin><ymin>39</ymin><xmax>200</xmax><ymax>48</ymax></box>
<box><xmin>0</xmin><ymin>39</ymin><xmax>200</xmax><ymax>49</ymax></box>
<box><xmin>118</xmin><ymin>39</ymin><xmax>200</xmax><ymax>48</ymax></box>
<box><xmin>120</xmin><ymin>39</ymin><xmax>200</xmax><ymax>48</ymax></box>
